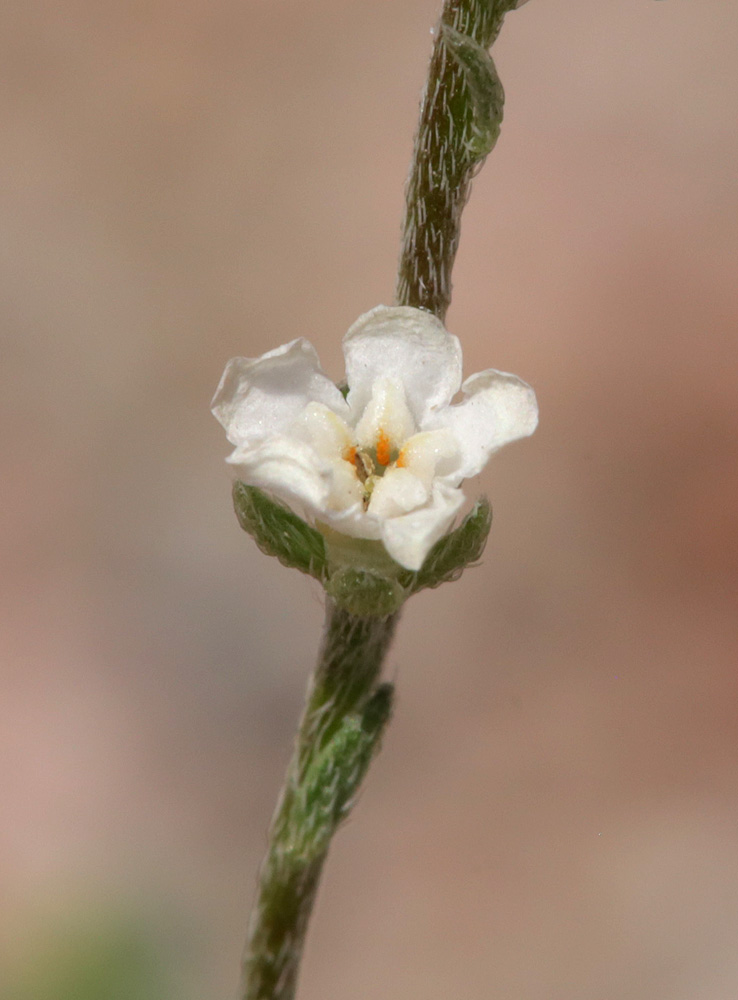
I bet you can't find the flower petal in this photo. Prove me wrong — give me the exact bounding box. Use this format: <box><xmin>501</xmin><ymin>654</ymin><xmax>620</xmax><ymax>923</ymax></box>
<box><xmin>211</xmin><ymin>339</ymin><xmax>347</xmax><ymax>450</ymax></box>
<box><xmin>397</xmin><ymin>429</ymin><xmax>460</xmax><ymax>485</ymax></box>
<box><xmin>319</xmin><ymin>504</ymin><xmax>383</xmax><ymax>541</ymax></box>
<box><xmin>343</xmin><ymin>306</ymin><xmax>462</xmax><ymax>424</ymax></box>
<box><xmin>294</xmin><ymin>402</ymin><xmax>355</xmax><ymax>461</ymax></box>
<box><xmin>379</xmin><ymin>484</ymin><xmax>466</xmax><ymax>571</ymax></box>
<box><xmin>354</xmin><ymin>378</ymin><xmax>416</xmax><ymax>456</ymax></box>
<box><xmin>324</xmin><ymin>458</ymin><xmax>365</xmax><ymax>511</ymax></box>
<box><xmin>227</xmin><ymin>437</ymin><xmax>331</xmax><ymax>517</ymax></box>
<box><xmin>292</xmin><ymin>404</ymin><xmax>365</xmax><ymax>510</ymax></box>
<box><xmin>367</xmin><ymin>467</ymin><xmax>430</xmax><ymax>519</ymax></box>
<box><xmin>430</xmin><ymin>369</ymin><xmax>538</xmax><ymax>480</ymax></box>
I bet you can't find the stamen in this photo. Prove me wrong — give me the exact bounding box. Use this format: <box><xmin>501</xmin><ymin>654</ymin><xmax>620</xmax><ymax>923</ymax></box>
<box><xmin>396</xmin><ymin>448</ymin><xmax>407</xmax><ymax>469</ymax></box>
<box><xmin>345</xmin><ymin>444</ymin><xmax>372</xmax><ymax>485</ymax></box>
<box><xmin>357</xmin><ymin>452</ymin><xmax>373</xmax><ymax>482</ymax></box>
<box><xmin>361</xmin><ymin>475</ymin><xmax>376</xmax><ymax>510</ymax></box>
<box><xmin>376</xmin><ymin>429</ymin><xmax>391</xmax><ymax>467</ymax></box>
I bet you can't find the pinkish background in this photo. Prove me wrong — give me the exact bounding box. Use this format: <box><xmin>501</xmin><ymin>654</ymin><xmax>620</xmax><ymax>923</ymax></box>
<box><xmin>2</xmin><ymin>2</ymin><xmax>737</xmax><ymax>998</ymax></box>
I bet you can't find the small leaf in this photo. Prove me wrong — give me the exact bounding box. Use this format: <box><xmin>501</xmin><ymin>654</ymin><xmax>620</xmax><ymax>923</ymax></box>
<box><xmin>441</xmin><ymin>24</ymin><xmax>505</xmax><ymax>159</ymax></box>
<box><xmin>291</xmin><ymin>684</ymin><xmax>394</xmax><ymax>858</ymax></box>
<box><xmin>232</xmin><ymin>482</ymin><xmax>326</xmax><ymax>579</ymax></box>
<box><xmin>405</xmin><ymin>497</ymin><xmax>492</xmax><ymax>593</ymax></box>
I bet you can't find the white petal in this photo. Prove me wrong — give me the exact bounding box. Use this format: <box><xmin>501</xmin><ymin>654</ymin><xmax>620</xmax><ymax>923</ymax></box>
<box><xmin>325</xmin><ymin>458</ymin><xmax>365</xmax><ymax>511</ymax></box>
<box><xmin>396</xmin><ymin>429</ymin><xmax>460</xmax><ymax>486</ymax></box>
<box><xmin>319</xmin><ymin>504</ymin><xmax>383</xmax><ymax>541</ymax></box>
<box><xmin>211</xmin><ymin>339</ymin><xmax>347</xmax><ymax>450</ymax></box>
<box><xmin>367</xmin><ymin>467</ymin><xmax>430</xmax><ymax>519</ymax></box>
<box><xmin>430</xmin><ymin>369</ymin><xmax>538</xmax><ymax>480</ymax></box>
<box><xmin>292</xmin><ymin>404</ymin><xmax>364</xmax><ymax>510</ymax></box>
<box><xmin>343</xmin><ymin>306</ymin><xmax>462</xmax><ymax>424</ymax></box>
<box><xmin>379</xmin><ymin>484</ymin><xmax>466</xmax><ymax>571</ymax></box>
<box><xmin>354</xmin><ymin>378</ymin><xmax>416</xmax><ymax>455</ymax></box>
<box><xmin>227</xmin><ymin>437</ymin><xmax>331</xmax><ymax>516</ymax></box>
<box><xmin>294</xmin><ymin>402</ymin><xmax>355</xmax><ymax>461</ymax></box>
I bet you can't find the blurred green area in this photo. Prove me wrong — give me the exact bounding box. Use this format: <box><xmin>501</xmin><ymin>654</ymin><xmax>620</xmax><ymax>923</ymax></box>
<box><xmin>5</xmin><ymin>914</ymin><xmax>174</xmax><ymax>1000</ymax></box>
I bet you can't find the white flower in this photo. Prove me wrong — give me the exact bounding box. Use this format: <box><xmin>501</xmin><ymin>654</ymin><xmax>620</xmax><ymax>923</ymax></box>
<box><xmin>212</xmin><ymin>305</ymin><xmax>538</xmax><ymax>571</ymax></box>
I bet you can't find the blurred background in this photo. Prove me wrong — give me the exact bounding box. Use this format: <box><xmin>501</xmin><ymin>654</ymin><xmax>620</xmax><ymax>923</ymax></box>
<box><xmin>2</xmin><ymin>1</ymin><xmax>737</xmax><ymax>997</ymax></box>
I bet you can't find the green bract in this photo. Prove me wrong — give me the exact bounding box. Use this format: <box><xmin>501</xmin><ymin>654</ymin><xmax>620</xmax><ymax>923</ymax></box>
<box><xmin>232</xmin><ymin>481</ymin><xmax>492</xmax><ymax>616</ymax></box>
<box><xmin>291</xmin><ymin>684</ymin><xmax>393</xmax><ymax>858</ymax></box>
<box><xmin>232</xmin><ymin>481</ymin><xmax>327</xmax><ymax>579</ymax></box>
<box><xmin>441</xmin><ymin>23</ymin><xmax>505</xmax><ymax>159</ymax></box>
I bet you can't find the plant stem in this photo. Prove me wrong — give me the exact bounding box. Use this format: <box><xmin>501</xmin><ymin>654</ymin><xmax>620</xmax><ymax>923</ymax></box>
<box><xmin>242</xmin><ymin>3</ymin><xmax>521</xmax><ymax>996</ymax></box>
<box><xmin>242</xmin><ymin>603</ymin><xmax>398</xmax><ymax>1000</ymax></box>
<box><xmin>396</xmin><ymin>0</ymin><xmax>518</xmax><ymax>321</ymax></box>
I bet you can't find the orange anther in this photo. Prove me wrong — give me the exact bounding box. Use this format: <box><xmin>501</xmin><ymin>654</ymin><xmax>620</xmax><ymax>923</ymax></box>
<box><xmin>343</xmin><ymin>445</ymin><xmax>357</xmax><ymax>465</ymax></box>
<box><xmin>396</xmin><ymin>448</ymin><xmax>407</xmax><ymax>468</ymax></box>
<box><xmin>375</xmin><ymin>429</ymin><xmax>391</xmax><ymax>467</ymax></box>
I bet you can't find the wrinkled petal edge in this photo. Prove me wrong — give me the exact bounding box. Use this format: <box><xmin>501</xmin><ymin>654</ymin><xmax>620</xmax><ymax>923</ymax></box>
<box><xmin>343</xmin><ymin>305</ymin><xmax>463</xmax><ymax>424</ymax></box>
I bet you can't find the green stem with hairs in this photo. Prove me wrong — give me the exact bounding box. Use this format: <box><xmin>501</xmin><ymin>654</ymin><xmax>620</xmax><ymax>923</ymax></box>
<box><xmin>242</xmin><ymin>604</ymin><xmax>397</xmax><ymax>1000</ymax></box>
<box><xmin>241</xmin><ymin>0</ymin><xmax>521</xmax><ymax>996</ymax></box>
<box><xmin>397</xmin><ymin>0</ymin><xmax>520</xmax><ymax>321</ymax></box>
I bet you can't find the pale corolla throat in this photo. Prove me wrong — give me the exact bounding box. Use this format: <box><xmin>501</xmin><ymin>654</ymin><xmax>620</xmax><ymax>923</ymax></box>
<box><xmin>343</xmin><ymin>427</ymin><xmax>408</xmax><ymax>509</ymax></box>
<box><xmin>297</xmin><ymin>377</ymin><xmax>452</xmax><ymax>517</ymax></box>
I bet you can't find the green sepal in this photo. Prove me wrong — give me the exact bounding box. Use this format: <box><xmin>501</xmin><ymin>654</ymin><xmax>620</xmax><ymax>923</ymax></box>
<box><xmin>291</xmin><ymin>683</ymin><xmax>394</xmax><ymax>859</ymax></box>
<box><xmin>231</xmin><ymin>482</ymin><xmax>491</xmax><ymax>611</ymax></box>
<box><xmin>402</xmin><ymin>497</ymin><xmax>492</xmax><ymax>594</ymax></box>
<box><xmin>441</xmin><ymin>24</ymin><xmax>505</xmax><ymax>160</ymax></box>
<box><xmin>232</xmin><ymin>482</ymin><xmax>326</xmax><ymax>579</ymax></box>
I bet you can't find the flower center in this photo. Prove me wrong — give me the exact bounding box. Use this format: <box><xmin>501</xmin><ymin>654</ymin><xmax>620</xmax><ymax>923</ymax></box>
<box><xmin>343</xmin><ymin>429</ymin><xmax>406</xmax><ymax>508</ymax></box>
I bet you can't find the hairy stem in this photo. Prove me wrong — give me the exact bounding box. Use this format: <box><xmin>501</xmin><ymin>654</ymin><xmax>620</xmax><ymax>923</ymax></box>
<box><xmin>242</xmin><ymin>2</ymin><xmax>523</xmax><ymax>996</ymax></box>
<box><xmin>397</xmin><ymin>0</ymin><xmax>520</xmax><ymax>321</ymax></box>
<box><xmin>242</xmin><ymin>603</ymin><xmax>398</xmax><ymax>1000</ymax></box>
